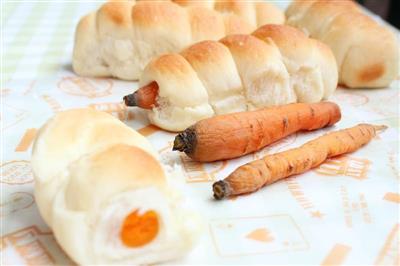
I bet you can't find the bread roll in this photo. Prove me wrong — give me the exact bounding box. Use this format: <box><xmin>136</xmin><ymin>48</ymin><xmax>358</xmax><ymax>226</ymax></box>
<box><xmin>125</xmin><ymin>25</ymin><xmax>338</xmax><ymax>131</ymax></box>
<box><xmin>32</xmin><ymin>108</ymin><xmax>200</xmax><ymax>264</ymax></box>
<box><xmin>286</xmin><ymin>0</ymin><xmax>399</xmax><ymax>88</ymax></box>
<box><xmin>73</xmin><ymin>0</ymin><xmax>284</xmax><ymax>80</ymax></box>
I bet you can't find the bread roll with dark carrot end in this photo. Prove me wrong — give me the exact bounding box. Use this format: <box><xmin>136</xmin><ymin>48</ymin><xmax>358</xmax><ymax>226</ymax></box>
<box><xmin>73</xmin><ymin>0</ymin><xmax>284</xmax><ymax>81</ymax></box>
<box><xmin>32</xmin><ymin>108</ymin><xmax>201</xmax><ymax>264</ymax></box>
<box><xmin>213</xmin><ymin>124</ymin><xmax>387</xmax><ymax>199</ymax></box>
<box><xmin>123</xmin><ymin>25</ymin><xmax>338</xmax><ymax>132</ymax></box>
<box><xmin>173</xmin><ymin>102</ymin><xmax>341</xmax><ymax>162</ymax></box>
<box><xmin>286</xmin><ymin>0</ymin><xmax>399</xmax><ymax>88</ymax></box>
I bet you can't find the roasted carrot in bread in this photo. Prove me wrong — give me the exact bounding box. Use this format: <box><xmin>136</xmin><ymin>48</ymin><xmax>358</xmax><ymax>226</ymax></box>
<box><xmin>173</xmin><ymin>102</ymin><xmax>341</xmax><ymax>162</ymax></box>
<box><xmin>120</xmin><ymin>210</ymin><xmax>159</xmax><ymax>247</ymax></box>
<box><xmin>123</xmin><ymin>81</ymin><xmax>159</xmax><ymax>109</ymax></box>
<box><xmin>213</xmin><ymin>123</ymin><xmax>387</xmax><ymax>200</ymax></box>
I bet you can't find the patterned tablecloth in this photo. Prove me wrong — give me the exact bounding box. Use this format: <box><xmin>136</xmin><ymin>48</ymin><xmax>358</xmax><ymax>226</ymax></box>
<box><xmin>1</xmin><ymin>1</ymin><xmax>399</xmax><ymax>265</ymax></box>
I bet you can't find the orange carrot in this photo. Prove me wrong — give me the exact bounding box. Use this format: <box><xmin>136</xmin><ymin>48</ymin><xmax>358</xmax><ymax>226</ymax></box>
<box><xmin>173</xmin><ymin>102</ymin><xmax>341</xmax><ymax>162</ymax></box>
<box><xmin>120</xmin><ymin>210</ymin><xmax>159</xmax><ymax>247</ymax></box>
<box><xmin>212</xmin><ymin>123</ymin><xmax>387</xmax><ymax>200</ymax></box>
<box><xmin>123</xmin><ymin>81</ymin><xmax>159</xmax><ymax>109</ymax></box>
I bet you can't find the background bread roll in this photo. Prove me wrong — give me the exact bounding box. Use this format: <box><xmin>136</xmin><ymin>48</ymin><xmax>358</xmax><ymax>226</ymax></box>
<box><xmin>73</xmin><ymin>0</ymin><xmax>284</xmax><ymax>81</ymax></box>
<box><xmin>32</xmin><ymin>108</ymin><xmax>201</xmax><ymax>264</ymax></box>
<box><xmin>129</xmin><ymin>25</ymin><xmax>338</xmax><ymax>131</ymax></box>
<box><xmin>286</xmin><ymin>0</ymin><xmax>399</xmax><ymax>88</ymax></box>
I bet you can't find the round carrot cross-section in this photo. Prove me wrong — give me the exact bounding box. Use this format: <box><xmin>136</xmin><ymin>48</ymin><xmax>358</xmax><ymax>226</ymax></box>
<box><xmin>120</xmin><ymin>209</ymin><xmax>159</xmax><ymax>247</ymax></box>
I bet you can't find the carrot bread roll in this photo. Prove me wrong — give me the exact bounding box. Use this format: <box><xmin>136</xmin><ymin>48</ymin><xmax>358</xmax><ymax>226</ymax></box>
<box><xmin>124</xmin><ymin>25</ymin><xmax>338</xmax><ymax>131</ymax></box>
<box><xmin>31</xmin><ymin>108</ymin><xmax>201</xmax><ymax>265</ymax></box>
<box><xmin>286</xmin><ymin>0</ymin><xmax>399</xmax><ymax>88</ymax></box>
<box><xmin>73</xmin><ymin>0</ymin><xmax>284</xmax><ymax>80</ymax></box>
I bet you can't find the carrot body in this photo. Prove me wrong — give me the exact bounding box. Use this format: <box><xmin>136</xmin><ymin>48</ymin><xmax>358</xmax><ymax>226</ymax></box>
<box><xmin>120</xmin><ymin>210</ymin><xmax>159</xmax><ymax>247</ymax></box>
<box><xmin>213</xmin><ymin>124</ymin><xmax>386</xmax><ymax>200</ymax></box>
<box><xmin>173</xmin><ymin>102</ymin><xmax>341</xmax><ymax>162</ymax></box>
<box><xmin>123</xmin><ymin>82</ymin><xmax>159</xmax><ymax>109</ymax></box>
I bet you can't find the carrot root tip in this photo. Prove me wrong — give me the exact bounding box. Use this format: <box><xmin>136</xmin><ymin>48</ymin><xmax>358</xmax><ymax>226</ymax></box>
<box><xmin>123</xmin><ymin>92</ymin><xmax>137</xmax><ymax>107</ymax></box>
<box><xmin>173</xmin><ymin>127</ymin><xmax>196</xmax><ymax>154</ymax></box>
<box><xmin>213</xmin><ymin>180</ymin><xmax>231</xmax><ymax>200</ymax></box>
<box><xmin>373</xmin><ymin>124</ymin><xmax>388</xmax><ymax>132</ymax></box>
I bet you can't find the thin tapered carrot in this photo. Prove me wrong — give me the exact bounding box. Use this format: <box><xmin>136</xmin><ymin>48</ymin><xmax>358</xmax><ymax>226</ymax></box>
<box><xmin>123</xmin><ymin>81</ymin><xmax>159</xmax><ymax>109</ymax></box>
<box><xmin>212</xmin><ymin>123</ymin><xmax>387</xmax><ymax>200</ymax></box>
<box><xmin>173</xmin><ymin>102</ymin><xmax>341</xmax><ymax>162</ymax></box>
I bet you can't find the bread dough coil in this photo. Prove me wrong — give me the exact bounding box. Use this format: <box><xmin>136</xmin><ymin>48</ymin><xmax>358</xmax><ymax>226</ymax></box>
<box><xmin>136</xmin><ymin>24</ymin><xmax>338</xmax><ymax>131</ymax></box>
<box><xmin>72</xmin><ymin>0</ymin><xmax>285</xmax><ymax>80</ymax></box>
<box><xmin>31</xmin><ymin>108</ymin><xmax>201</xmax><ymax>265</ymax></box>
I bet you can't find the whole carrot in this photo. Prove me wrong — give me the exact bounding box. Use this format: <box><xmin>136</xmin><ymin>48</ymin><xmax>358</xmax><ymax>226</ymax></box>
<box><xmin>173</xmin><ymin>102</ymin><xmax>341</xmax><ymax>162</ymax></box>
<box><xmin>213</xmin><ymin>123</ymin><xmax>387</xmax><ymax>200</ymax></box>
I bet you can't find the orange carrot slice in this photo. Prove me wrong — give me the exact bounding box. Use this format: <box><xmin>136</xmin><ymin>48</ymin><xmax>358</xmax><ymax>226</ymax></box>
<box><xmin>120</xmin><ymin>210</ymin><xmax>159</xmax><ymax>247</ymax></box>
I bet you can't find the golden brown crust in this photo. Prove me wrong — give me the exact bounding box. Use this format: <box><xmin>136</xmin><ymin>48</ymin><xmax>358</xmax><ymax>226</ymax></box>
<box><xmin>132</xmin><ymin>1</ymin><xmax>187</xmax><ymax>27</ymax></box>
<box><xmin>65</xmin><ymin>144</ymin><xmax>166</xmax><ymax>211</ymax></box>
<box><xmin>187</xmin><ymin>7</ymin><xmax>225</xmax><ymax>42</ymax></box>
<box><xmin>358</xmin><ymin>64</ymin><xmax>385</xmax><ymax>83</ymax></box>
<box><xmin>98</xmin><ymin>1</ymin><xmax>133</xmax><ymax>27</ymax></box>
<box><xmin>181</xmin><ymin>40</ymin><xmax>227</xmax><ymax>64</ymax></box>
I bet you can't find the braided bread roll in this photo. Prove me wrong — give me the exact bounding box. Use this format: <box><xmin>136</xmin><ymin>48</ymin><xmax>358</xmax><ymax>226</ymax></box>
<box><xmin>286</xmin><ymin>0</ymin><xmax>399</xmax><ymax>88</ymax></box>
<box><xmin>31</xmin><ymin>108</ymin><xmax>201</xmax><ymax>264</ymax></box>
<box><xmin>131</xmin><ymin>25</ymin><xmax>337</xmax><ymax>132</ymax></box>
<box><xmin>73</xmin><ymin>0</ymin><xmax>284</xmax><ymax>81</ymax></box>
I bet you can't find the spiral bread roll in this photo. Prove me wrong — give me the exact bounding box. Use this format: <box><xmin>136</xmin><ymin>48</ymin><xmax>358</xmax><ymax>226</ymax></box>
<box><xmin>124</xmin><ymin>25</ymin><xmax>338</xmax><ymax>132</ymax></box>
<box><xmin>31</xmin><ymin>108</ymin><xmax>200</xmax><ymax>264</ymax></box>
<box><xmin>73</xmin><ymin>0</ymin><xmax>284</xmax><ymax>81</ymax></box>
<box><xmin>286</xmin><ymin>0</ymin><xmax>399</xmax><ymax>88</ymax></box>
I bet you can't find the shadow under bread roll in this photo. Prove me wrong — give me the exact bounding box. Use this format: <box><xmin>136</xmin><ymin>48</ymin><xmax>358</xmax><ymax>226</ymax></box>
<box><xmin>31</xmin><ymin>108</ymin><xmax>201</xmax><ymax>265</ymax></box>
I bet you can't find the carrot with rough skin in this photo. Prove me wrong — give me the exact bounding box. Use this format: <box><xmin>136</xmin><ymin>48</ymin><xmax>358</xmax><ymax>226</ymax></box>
<box><xmin>120</xmin><ymin>209</ymin><xmax>159</xmax><ymax>247</ymax></box>
<box><xmin>213</xmin><ymin>123</ymin><xmax>387</xmax><ymax>200</ymax></box>
<box><xmin>173</xmin><ymin>102</ymin><xmax>341</xmax><ymax>162</ymax></box>
<box><xmin>123</xmin><ymin>81</ymin><xmax>159</xmax><ymax>109</ymax></box>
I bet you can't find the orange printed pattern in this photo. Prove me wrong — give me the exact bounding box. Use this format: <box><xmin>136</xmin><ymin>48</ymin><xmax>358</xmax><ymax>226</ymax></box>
<box><xmin>285</xmin><ymin>177</ymin><xmax>323</xmax><ymax>218</ymax></box>
<box><xmin>2</xmin><ymin>104</ymin><xmax>29</xmax><ymax>130</ymax></box>
<box><xmin>23</xmin><ymin>81</ymin><xmax>36</xmax><ymax>95</ymax></box>
<box><xmin>179</xmin><ymin>155</ymin><xmax>227</xmax><ymax>183</ymax></box>
<box><xmin>137</xmin><ymin>125</ymin><xmax>160</xmax><ymax>137</ymax></box>
<box><xmin>15</xmin><ymin>128</ymin><xmax>37</xmax><ymax>152</ymax></box>
<box><xmin>321</xmin><ymin>244</ymin><xmax>351</xmax><ymax>265</ymax></box>
<box><xmin>158</xmin><ymin>143</ymin><xmax>227</xmax><ymax>183</ymax></box>
<box><xmin>41</xmin><ymin>95</ymin><xmax>62</xmax><ymax>112</ymax></box>
<box><xmin>0</xmin><ymin>192</ymin><xmax>34</xmax><ymax>217</ymax></box>
<box><xmin>1</xmin><ymin>89</ymin><xmax>11</xmax><ymax>97</ymax></box>
<box><xmin>88</xmin><ymin>102</ymin><xmax>134</xmax><ymax>121</ymax></box>
<box><xmin>340</xmin><ymin>187</ymin><xmax>372</xmax><ymax>228</ymax></box>
<box><xmin>383</xmin><ymin>193</ymin><xmax>400</xmax><ymax>204</ymax></box>
<box><xmin>246</xmin><ymin>228</ymin><xmax>274</xmax><ymax>243</ymax></box>
<box><xmin>332</xmin><ymin>89</ymin><xmax>369</xmax><ymax>107</ymax></box>
<box><xmin>1</xmin><ymin>226</ymin><xmax>74</xmax><ymax>265</ymax></box>
<box><xmin>1</xmin><ymin>226</ymin><xmax>55</xmax><ymax>265</ymax></box>
<box><xmin>387</xmin><ymin>148</ymin><xmax>399</xmax><ymax>180</ymax></box>
<box><xmin>374</xmin><ymin>224</ymin><xmax>399</xmax><ymax>265</ymax></box>
<box><xmin>1</xmin><ymin>160</ymin><xmax>34</xmax><ymax>185</ymax></box>
<box><xmin>209</xmin><ymin>215</ymin><xmax>308</xmax><ymax>257</ymax></box>
<box><xmin>58</xmin><ymin>76</ymin><xmax>113</xmax><ymax>98</ymax></box>
<box><xmin>315</xmin><ymin>156</ymin><xmax>371</xmax><ymax>180</ymax></box>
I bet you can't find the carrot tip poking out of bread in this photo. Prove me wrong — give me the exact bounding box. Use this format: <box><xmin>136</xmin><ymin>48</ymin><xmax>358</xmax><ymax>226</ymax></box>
<box><xmin>213</xmin><ymin>123</ymin><xmax>387</xmax><ymax>200</ymax></box>
<box><xmin>124</xmin><ymin>81</ymin><xmax>159</xmax><ymax>109</ymax></box>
